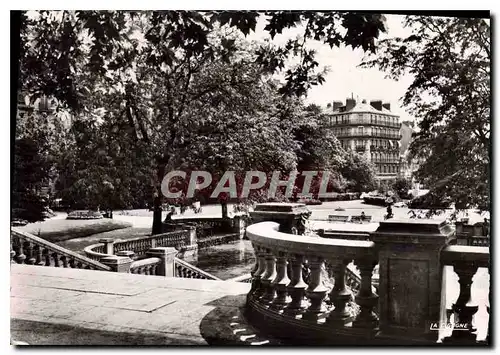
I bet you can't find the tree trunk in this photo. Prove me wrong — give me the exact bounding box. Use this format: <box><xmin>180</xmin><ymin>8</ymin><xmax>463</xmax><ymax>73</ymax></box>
<box><xmin>152</xmin><ymin>158</ymin><xmax>166</xmax><ymax>235</ymax></box>
<box><xmin>152</xmin><ymin>195</ymin><xmax>163</xmax><ymax>235</ymax></box>
<box><xmin>221</xmin><ymin>200</ymin><xmax>228</xmax><ymax>219</ymax></box>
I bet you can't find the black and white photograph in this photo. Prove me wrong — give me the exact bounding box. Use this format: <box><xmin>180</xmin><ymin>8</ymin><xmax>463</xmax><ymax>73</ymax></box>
<box><xmin>9</xmin><ymin>8</ymin><xmax>491</xmax><ymax>347</ymax></box>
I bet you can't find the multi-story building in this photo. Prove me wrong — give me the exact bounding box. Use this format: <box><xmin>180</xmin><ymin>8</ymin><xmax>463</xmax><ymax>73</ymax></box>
<box><xmin>323</xmin><ymin>98</ymin><xmax>402</xmax><ymax>186</ymax></box>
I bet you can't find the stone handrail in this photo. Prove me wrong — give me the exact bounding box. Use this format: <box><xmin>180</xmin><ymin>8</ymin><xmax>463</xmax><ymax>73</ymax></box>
<box><xmin>249</xmin><ymin>222</ymin><xmax>376</xmax><ymax>259</ymax></box>
<box><xmin>11</xmin><ymin>228</ymin><xmax>111</xmax><ymax>271</ymax></box>
<box><xmin>83</xmin><ymin>243</ymin><xmax>109</xmax><ymax>261</ymax></box>
<box><xmin>114</xmin><ymin>230</ymin><xmax>190</xmax><ymax>256</ymax></box>
<box><xmin>129</xmin><ymin>257</ymin><xmax>162</xmax><ymax>275</ymax></box>
<box><xmin>174</xmin><ymin>257</ymin><xmax>222</xmax><ymax>281</ymax></box>
<box><xmin>197</xmin><ymin>232</ymin><xmax>241</xmax><ymax>249</ymax></box>
<box><xmin>441</xmin><ymin>245</ymin><xmax>489</xmax><ymax>267</ymax></box>
<box><xmin>83</xmin><ymin>230</ymin><xmax>192</xmax><ymax>261</ymax></box>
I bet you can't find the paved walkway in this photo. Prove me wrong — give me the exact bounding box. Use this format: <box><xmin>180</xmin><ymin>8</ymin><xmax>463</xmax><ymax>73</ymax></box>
<box><xmin>10</xmin><ymin>265</ymin><xmax>279</xmax><ymax>346</ymax></box>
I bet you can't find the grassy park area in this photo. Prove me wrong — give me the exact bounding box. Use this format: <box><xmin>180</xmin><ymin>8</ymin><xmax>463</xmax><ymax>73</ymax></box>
<box><xmin>18</xmin><ymin>218</ymin><xmax>132</xmax><ymax>243</ymax></box>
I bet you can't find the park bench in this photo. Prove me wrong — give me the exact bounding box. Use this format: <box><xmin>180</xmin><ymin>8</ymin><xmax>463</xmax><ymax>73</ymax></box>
<box><xmin>351</xmin><ymin>215</ymin><xmax>372</xmax><ymax>223</ymax></box>
<box><xmin>328</xmin><ymin>215</ymin><xmax>350</xmax><ymax>222</ymax></box>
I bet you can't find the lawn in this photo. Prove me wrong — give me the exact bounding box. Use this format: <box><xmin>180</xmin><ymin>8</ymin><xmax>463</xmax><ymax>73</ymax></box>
<box><xmin>17</xmin><ymin>218</ymin><xmax>133</xmax><ymax>243</ymax></box>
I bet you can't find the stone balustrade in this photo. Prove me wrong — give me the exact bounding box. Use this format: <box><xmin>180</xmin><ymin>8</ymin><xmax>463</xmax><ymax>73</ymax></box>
<box><xmin>174</xmin><ymin>257</ymin><xmax>221</xmax><ymax>280</ymax></box>
<box><xmin>244</xmin><ymin>219</ymin><xmax>490</xmax><ymax>345</ymax></box>
<box><xmin>100</xmin><ymin>247</ymin><xmax>178</xmax><ymax>276</ymax></box>
<box><xmin>129</xmin><ymin>257</ymin><xmax>162</xmax><ymax>275</ymax></box>
<box><xmin>113</xmin><ymin>230</ymin><xmax>193</xmax><ymax>256</ymax></box>
<box><xmin>84</xmin><ymin>230</ymin><xmax>194</xmax><ymax>261</ymax></box>
<box><xmin>440</xmin><ymin>245</ymin><xmax>490</xmax><ymax>344</ymax></box>
<box><xmin>11</xmin><ymin>229</ymin><xmax>111</xmax><ymax>271</ymax></box>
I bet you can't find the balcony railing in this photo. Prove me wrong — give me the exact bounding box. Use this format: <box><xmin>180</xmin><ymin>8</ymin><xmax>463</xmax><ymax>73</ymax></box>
<box><xmin>244</xmin><ymin>220</ymin><xmax>490</xmax><ymax>345</ymax></box>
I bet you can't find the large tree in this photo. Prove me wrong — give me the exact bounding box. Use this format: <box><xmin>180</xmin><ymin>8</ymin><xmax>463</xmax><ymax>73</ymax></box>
<box><xmin>15</xmin><ymin>10</ymin><xmax>388</xmax><ymax>231</ymax></box>
<box><xmin>362</xmin><ymin>15</ymin><xmax>490</xmax><ymax>211</ymax></box>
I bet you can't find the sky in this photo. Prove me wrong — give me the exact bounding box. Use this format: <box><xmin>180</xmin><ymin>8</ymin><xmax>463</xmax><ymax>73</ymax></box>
<box><xmin>246</xmin><ymin>14</ymin><xmax>416</xmax><ymax>122</ymax></box>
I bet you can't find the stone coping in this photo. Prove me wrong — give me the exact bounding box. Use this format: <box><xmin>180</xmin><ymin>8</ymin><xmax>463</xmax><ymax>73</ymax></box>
<box><xmin>246</xmin><ymin>222</ymin><xmax>375</xmax><ymax>259</ymax></box>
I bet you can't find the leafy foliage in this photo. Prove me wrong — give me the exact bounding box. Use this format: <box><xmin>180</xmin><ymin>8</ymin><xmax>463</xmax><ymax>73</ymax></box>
<box><xmin>19</xmin><ymin>10</ymin><xmax>386</xmax><ymax>107</ymax></box>
<box><xmin>15</xmin><ymin>11</ymin><xmax>388</xmax><ymax>230</ymax></box>
<box><xmin>392</xmin><ymin>177</ymin><xmax>412</xmax><ymax>199</ymax></box>
<box><xmin>361</xmin><ymin>16</ymin><xmax>490</xmax><ymax>211</ymax></box>
<box><xmin>340</xmin><ymin>151</ymin><xmax>377</xmax><ymax>193</ymax></box>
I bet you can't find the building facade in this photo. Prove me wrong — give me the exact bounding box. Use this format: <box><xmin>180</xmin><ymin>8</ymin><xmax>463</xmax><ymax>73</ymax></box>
<box><xmin>324</xmin><ymin>98</ymin><xmax>402</xmax><ymax>185</ymax></box>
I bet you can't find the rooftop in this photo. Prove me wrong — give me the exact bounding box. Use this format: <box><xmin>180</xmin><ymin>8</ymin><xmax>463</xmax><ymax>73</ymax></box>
<box><xmin>324</xmin><ymin>100</ymin><xmax>400</xmax><ymax>117</ymax></box>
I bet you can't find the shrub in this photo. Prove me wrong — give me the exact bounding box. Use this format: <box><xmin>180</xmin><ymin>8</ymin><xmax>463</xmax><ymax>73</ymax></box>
<box><xmin>392</xmin><ymin>178</ymin><xmax>413</xmax><ymax>199</ymax></box>
<box><xmin>67</xmin><ymin>210</ymin><xmax>103</xmax><ymax>220</ymax></box>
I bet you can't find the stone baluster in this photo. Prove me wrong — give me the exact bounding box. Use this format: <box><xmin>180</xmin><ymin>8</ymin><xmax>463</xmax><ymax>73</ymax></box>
<box><xmin>251</xmin><ymin>246</ymin><xmax>267</xmax><ymax>298</ymax></box>
<box><xmin>14</xmin><ymin>237</ymin><xmax>26</xmax><ymax>264</ymax></box>
<box><xmin>260</xmin><ymin>249</ymin><xmax>277</xmax><ymax>304</ymax></box>
<box><xmin>10</xmin><ymin>240</ymin><xmax>15</xmax><ymax>264</ymax></box>
<box><xmin>43</xmin><ymin>249</ymin><xmax>51</xmax><ymax>266</ymax></box>
<box><xmin>443</xmin><ymin>261</ymin><xmax>479</xmax><ymax>343</ymax></box>
<box><xmin>34</xmin><ymin>245</ymin><xmax>44</xmax><ymax>266</ymax></box>
<box><xmin>303</xmin><ymin>256</ymin><xmax>328</xmax><ymax>322</ymax></box>
<box><xmin>52</xmin><ymin>252</ymin><xmax>60</xmax><ymax>267</ymax></box>
<box><xmin>69</xmin><ymin>257</ymin><xmax>76</xmax><ymax>268</ymax></box>
<box><xmin>24</xmin><ymin>241</ymin><xmax>36</xmax><ymax>265</ymax></box>
<box><xmin>61</xmin><ymin>255</ymin><xmax>69</xmax><ymax>268</ymax></box>
<box><xmin>326</xmin><ymin>259</ymin><xmax>353</xmax><ymax>326</ymax></box>
<box><xmin>270</xmin><ymin>252</ymin><xmax>291</xmax><ymax>310</ymax></box>
<box><xmin>284</xmin><ymin>254</ymin><xmax>308</xmax><ymax>316</ymax></box>
<box><xmin>352</xmin><ymin>258</ymin><xmax>379</xmax><ymax>329</ymax></box>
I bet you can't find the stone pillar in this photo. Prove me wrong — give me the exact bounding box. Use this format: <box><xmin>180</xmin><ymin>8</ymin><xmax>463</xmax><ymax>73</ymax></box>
<box><xmin>99</xmin><ymin>238</ymin><xmax>114</xmax><ymax>255</ymax></box>
<box><xmin>249</xmin><ymin>203</ymin><xmax>311</xmax><ymax>235</ymax></box>
<box><xmin>371</xmin><ymin>219</ymin><xmax>455</xmax><ymax>343</ymax></box>
<box><xmin>100</xmin><ymin>256</ymin><xmax>133</xmax><ymax>273</ymax></box>
<box><xmin>146</xmin><ymin>247</ymin><xmax>178</xmax><ymax>277</ymax></box>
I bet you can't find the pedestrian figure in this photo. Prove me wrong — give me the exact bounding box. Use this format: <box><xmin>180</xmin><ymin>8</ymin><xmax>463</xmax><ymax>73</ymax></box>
<box><xmin>385</xmin><ymin>203</ymin><xmax>393</xmax><ymax>220</ymax></box>
<box><xmin>483</xmin><ymin>218</ymin><xmax>490</xmax><ymax>237</ymax></box>
<box><xmin>164</xmin><ymin>206</ymin><xmax>175</xmax><ymax>223</ymax></box>
<box><xmin>360</xmin><ymin>211</ymin><xmax>366</xmax><ymax>221</ymax></box>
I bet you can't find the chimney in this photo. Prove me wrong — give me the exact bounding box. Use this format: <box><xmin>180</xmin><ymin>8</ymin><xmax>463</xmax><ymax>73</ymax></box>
<box><xmin>332</xmin><ymin>101</ymin><xmax>343</xmax><ymax>112</ymax></box>
<box><xmin>382</xmin><ymin>102</ymin><xmax>391</xmax><ymax>111</ymax></box>
<box><xmin>370</xmin><ymin>100</ymin><xmax>383</xmax><ymax>111</ymax></box>
<box><xmin>346</xmin><ymin>98</ymin><xmax>356</xmax><ymax>111</ymax></box>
